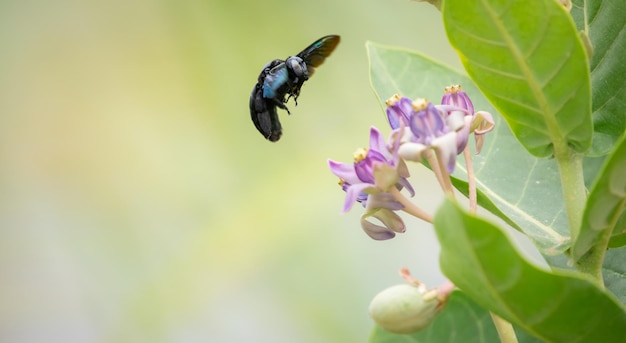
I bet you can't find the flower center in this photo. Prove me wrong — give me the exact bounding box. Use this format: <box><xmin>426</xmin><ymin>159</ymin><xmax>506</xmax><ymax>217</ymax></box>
<box><xmin>353</xmin><ymin>148</ymin><xmax>368</xmax><ymax>163</ymax></box>
<box><xmin>444</xmin><ymin>84</ymin><xmax>462</xmax><ymax>94</ymax></box>
<box><xmin>411</xmin><ymin>98</ymin><xmax>429</xmax><ymax>111</ymax></box>
<box><xmin>385</xmin><ymin>93</ymin><xmax>402</xmax><ymax>107</ymax></box>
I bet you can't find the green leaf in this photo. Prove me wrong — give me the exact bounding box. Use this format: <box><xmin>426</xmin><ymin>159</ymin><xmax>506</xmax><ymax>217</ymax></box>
<box><xmin>443</xmin><ymin>0</ymin><xmax>592</xmax><ymax>157</ymax></box>
<box><xmin>543</xmin><ymin>245</ymin><xmax>626</xmax><ymax>305</ymax></box>
<box><xmin>572</xmin><ymin>134</ymin><xmax>626</xmax><ymax>261</ymax></box>
<box><xmin>369</xmin><ymin>291</ymin><xmax>500</xmax><ymax>343</ymax></box>
<box><xmin>449</xmin><ymin>176</ymin><xmax>523</xmax><ymax>232</ymax></box>
<box><xmin>367</xmin><ymin>42</ymin><xmax>570</xmax><ymax>254</ymax></box>
<box><xmin>434</xmin><ymin>199</ymin><xmax>626</xmax><ymax>342</ymax></box>
<box><xmin>603</xmin><ymin>246</ymin><xmax>626</xmax><ymax>305</ymax></box>
<box><xmin>572</xmin><ymin>0</ymin><xmax>626</xmax><ymax>155</ymax></box>
<box><xmin>609</xmin><ymin>227</ymin><xmax>626</xmax><ymax>248</ymax></box>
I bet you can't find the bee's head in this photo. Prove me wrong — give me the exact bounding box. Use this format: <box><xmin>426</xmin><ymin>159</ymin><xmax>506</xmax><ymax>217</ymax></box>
<box><xmin>285</xmin><ymin>56</ymin><xmax>308</xmax><ymax>81</ymax></box>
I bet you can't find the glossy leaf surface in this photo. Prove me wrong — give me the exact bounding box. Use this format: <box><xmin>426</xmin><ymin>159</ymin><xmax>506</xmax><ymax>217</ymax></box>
<box><xmin>443</xmin><ymin>0</ymin><xmax>592</xmax><ymax>157</ymax></box>
<box><xmin>572</xmin><ymin>0</ymin><xmax>626</xmax><ymax>155</ymax></box>
<box><xmin>434</xmin><ymin>199</ymin><xmax>626</xmax><ymax>342</ymax></box>
<box><xmin>573</xmin><ymin>134</ymin><xmax>626</xmax><ymax>260</ymax></box>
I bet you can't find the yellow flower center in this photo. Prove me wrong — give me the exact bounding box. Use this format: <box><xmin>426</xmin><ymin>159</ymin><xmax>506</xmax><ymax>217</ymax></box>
<box><xmin>411</xmin><ymin>98</ymin><xmax>429</xmax><ymax>111</ymax></box>
<box><xmin>444</xmin><ymin>84</ymin><xmax>462</xmax><ymax>94</ymax></box>
<box><xmin>385</xmin><ymin>93</ymin><xmax>402</xmax><ymax>107</ymax></box>
<box><xmin>353</xmin><ymin>147</ymin><xmax>368</xmax><ymax>162</ymax></box>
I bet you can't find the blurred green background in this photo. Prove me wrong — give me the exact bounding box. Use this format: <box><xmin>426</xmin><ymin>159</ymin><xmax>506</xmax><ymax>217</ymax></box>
<box><xmin>0</xmin><ymin>0</ymin><xmax>462</xmax><ymax>342</ymax></box>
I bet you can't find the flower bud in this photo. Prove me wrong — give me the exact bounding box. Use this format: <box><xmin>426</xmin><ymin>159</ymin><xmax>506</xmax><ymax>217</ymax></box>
<box><xmin>368</xmin><ymin>283</ymin><xmax>440</xmax><ymax>334</ymax></box>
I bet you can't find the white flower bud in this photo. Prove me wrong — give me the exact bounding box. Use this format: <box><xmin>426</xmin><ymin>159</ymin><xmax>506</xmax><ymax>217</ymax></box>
<box><xmin>368</xmin><ymin>284</ymin><xmax>440</xmax><ymax>334</ymax></box>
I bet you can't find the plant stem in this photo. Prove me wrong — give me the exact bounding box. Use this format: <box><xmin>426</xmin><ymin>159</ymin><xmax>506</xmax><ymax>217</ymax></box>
<box><xmin>554</xmin><ymin>147</ymin><xmax>586</xmax><ymax>238</ymax></box>
<box><xmin>553</xmin><ymin>147</ymin><xmax>603</xmax><ymax>283</ymax></box>
<box><xmin>425</xmin><ymin>149</ymin><xmax>455</xmax><ymax>196</ymax></box>
<box><xmin>575</xmin><ymin>228</ymin><xmax>611</xmax><ymax>288</ymax></box>
<box><xmin>424</xmin><ymin>150</ymin><xmax>447</xmax><ymax>191</ymax></box>
<box><xmin>388</xmin><ymin>187</ymin><xmax>433</xmax><ymax>223</ymax></box>
<box><xmin>463</xmin><ymin>147</ymin><xmax>477</xmax><ymax>214</ymax></box>
<box><xmin>490</xmin><ymin>312</ymin><xmax>519</xmax><ymax>343</ymax></box>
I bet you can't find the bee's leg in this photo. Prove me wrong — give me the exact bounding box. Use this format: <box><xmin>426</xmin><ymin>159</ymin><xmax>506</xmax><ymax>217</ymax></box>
<box><xmin>285</xmin><ymin>90</ymin><xmax>300</xmax><ymax>107</ymax></box>
<box><xmin>271</xmin><ymin>97</ymin><xmax>291</xmax><ymax>115</ymax></box>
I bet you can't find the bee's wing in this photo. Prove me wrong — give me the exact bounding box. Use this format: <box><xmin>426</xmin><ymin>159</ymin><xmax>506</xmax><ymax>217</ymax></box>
<box><xmin>297</xmin><ymin>35</ymin><xmax>340</xmax><ymax>76</ymax></box>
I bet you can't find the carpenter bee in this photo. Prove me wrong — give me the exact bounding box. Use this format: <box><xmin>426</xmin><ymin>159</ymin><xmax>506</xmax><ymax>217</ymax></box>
<box><xmin>249</xmin><ymin>35</ymin><xmax>340</xmax><ymax>141</ymax></box>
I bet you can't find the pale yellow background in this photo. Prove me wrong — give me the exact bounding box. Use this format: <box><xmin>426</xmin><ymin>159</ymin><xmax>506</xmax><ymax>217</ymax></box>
<box><xmin>0</xmin><ymin>0</ymin><xmax>460</xmax><ymax>342</ymax></box>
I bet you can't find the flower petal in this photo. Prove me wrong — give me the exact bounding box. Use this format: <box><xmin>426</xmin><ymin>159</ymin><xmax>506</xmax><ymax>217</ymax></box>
<box><xmin>471</xmin><ymin>111</ymin><xmax>495</xmax><ymax>135</ymax></box>
<box><xmin>373</xmin><ymin>163</ymin><xmax>399</xmax><ymax>191</ymax></box>
<box><xmin>410</xmin><ymin>103</ymin><xmax>448</xmax><ymax>145</ymax></box>
<box><xmin>446</xmin><ymin>110</ymin><xmax>466</xmax><ymax>132</ymax></box>
<box><xmin>398</xmin><ymin>178</ymin><xmax>415</xmax><ymax>197</ymax></box>
<box><xmin>395</xmin><ymin>158</ymin><xmax>410</xmax><ymax>179</ymax></box>
<box><xmin>474</xmin><ymin>135</ymin><xmax>485</xmax><ymax>155</ymax></box>
<box><xmin>369</xmin><ymin>126</ymin><xmax>387</xmax><ymax>153</ymax></box>
<box><xmin>328</xmin><ymin>159</ymin><xmax>360</xmax><ymax>184</ymax></box>
<box><xmin>360</xmin><ymin>217</ymin><xmax>396</xmax><ymax>240</ymax></box>
<box><xmin>373</xmin><ymin>209</ymin><xmax>406</xmax><ymax>233</ymax></box>
<box><xmin>385</xmin><ymin>96</ymin><xmax>413</xmax><ymax>130</ymax></box>
<box><xmin>366</xmin><ymin>192</ymin><xmax>404</xmax><ymax>211</ymax></box>
<box><xmin>455</xmin><ymin>116</ymin><xmax>472</xmax><ymax>154</ymax></box>
<box><xmin>441</xmin><ymin>85</ymin><xmax>474</xmax><ymax>115</ymax></box>
<box><xmin>398</xmin><ymin>142</ymin><xmax>429</xmax><ymax>162</ymax></box>
<box><xmin>343</xmin><ymin>182</ymin><xmax>375</xmax><ymax>213</ymax></box>
<box><xmin>471</xmin><ymin>111</ymin><xmax>495</xmax><ymax>154</ymax></box>
<box><xmin>432</xmin><ymin>132</ymin><xmax>458</xmax><ymax>173</ymax></box>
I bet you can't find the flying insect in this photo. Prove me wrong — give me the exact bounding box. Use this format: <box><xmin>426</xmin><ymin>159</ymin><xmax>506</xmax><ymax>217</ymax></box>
<box><xmin>249</xmin><ymin>35</ymin><xmax>340</xmax><ymax>141</ymax></box>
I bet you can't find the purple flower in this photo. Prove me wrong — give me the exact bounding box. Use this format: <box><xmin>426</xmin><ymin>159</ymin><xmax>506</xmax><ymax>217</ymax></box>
<box><xmin>441</xmin><ymin>85</ymin><xmax>474</xmax><ymax>115</ymax></box>
<box><xmin>391</xmin><ymin>98</ymin><xmax>466</xmax><ymax>173</ymax></box>
<box><xmin>441</xmin><ymin>85</ymin><xmax>494</xmax><ymax>154</ymax></box>
<box><xmin>386</xmin><ymin>94</ymin><xmax>413</xmax><ymax>130</ymax></box>
<box><xmin>328</xmin><ymin>126</ymin><xmax>414</xmax><ymax>240</ymax></box>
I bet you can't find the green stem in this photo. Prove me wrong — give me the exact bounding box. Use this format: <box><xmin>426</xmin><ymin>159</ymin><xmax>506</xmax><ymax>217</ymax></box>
<box><xmin>554</xmin><ymin>147</ymin><xmax>603</xmax><ymax>283</ymax></box>
<box><xmin>575</xmin><ymin>227</ymin><xmax>611</xmax><ymax>288</ymax></box>
<box><xmin>490</xmin><ymin>312</ymin><xmax>519</xmax><ymax>343</ymax></box>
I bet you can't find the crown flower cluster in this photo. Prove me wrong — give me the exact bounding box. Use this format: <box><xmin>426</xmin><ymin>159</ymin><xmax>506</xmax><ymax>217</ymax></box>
<box><xmin>328</xmin><ymin>85</ymin><xmax>494</xmax><ymax>240</ymax></box>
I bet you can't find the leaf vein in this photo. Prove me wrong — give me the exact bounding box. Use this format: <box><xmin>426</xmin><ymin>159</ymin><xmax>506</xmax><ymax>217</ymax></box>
<box><xmin>514</xmin><ymin>159</ymin><xmax>539</xmax><ymax>207</ymax></box>
<box><xmin>464</xmin><ymin>58</ymin><xmax>525</xmax><ymax>80</ymax></box>
<box><xmin>451</xmin><ymin>24</ymin><xmax>508</xmax><ymax>47</ymax></box>
<box><xmin>455</xmin><ymin>163</ymin><xmax>568</xmax><ymax>245</ymax></box>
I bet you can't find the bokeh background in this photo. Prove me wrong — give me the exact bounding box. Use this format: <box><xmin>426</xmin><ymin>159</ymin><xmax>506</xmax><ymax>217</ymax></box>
<box><xmin>0</xmin><ymin>0</ymin><xmax>464</xmax><ymax>342</ymax></box>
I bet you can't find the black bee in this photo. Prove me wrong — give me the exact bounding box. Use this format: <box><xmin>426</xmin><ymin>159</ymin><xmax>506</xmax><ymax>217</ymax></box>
<box><xmin>249</xmin><ymin>35</ymin><xmax>340</xmax><ymax>141</ymax></box>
